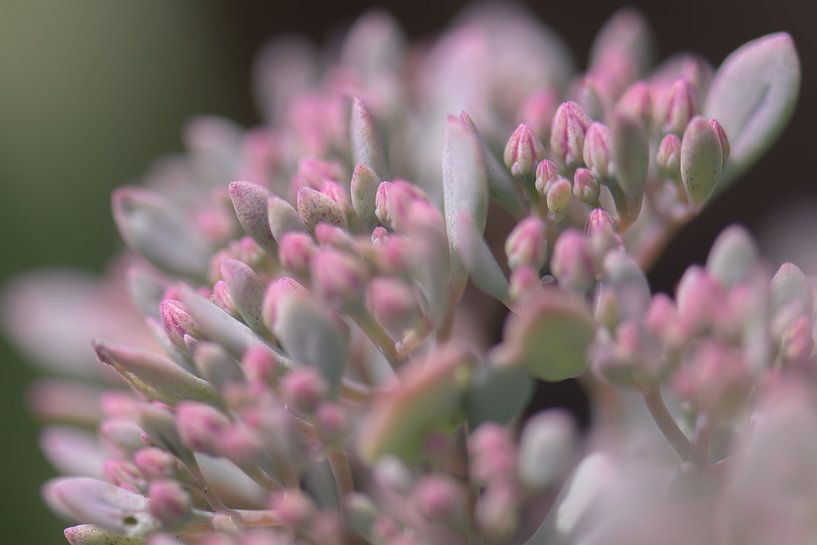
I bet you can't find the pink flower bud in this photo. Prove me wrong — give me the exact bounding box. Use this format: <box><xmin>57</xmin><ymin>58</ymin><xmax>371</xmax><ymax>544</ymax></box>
<box><xmin>133</xmin><ymin>447</ymin><xmax>176</xmax><ymax>480</ymax></box>
<box><xmin>262</xmin><ymin>277</ymin><xmax>308</xmax><ymax>331</ymax></box>
<box><xmin>657</xmin><ymin>79</ymin><xmax>697</xmax><ymax>135</ymax></box>
<box><xmin>656</xmin><ymin>133</ymin><xmax>681</xmax><ymax>178</ymax></box>
<box><xmin>176</xmin><ymin>402</ymin><xmax>230</xmax><ymax>456</ymax></box>
<box><xmin>549</xmin><ymin>101</ymin><xmax>591</xmax><ymax>169</ymax></box>
<box><xmin>242</xmin><ymin>345</ymin><xmax>280</xmax><ymax>388</ymax></box>
<box><xmin>375</xmin><ymin>180</ymin><xmax>428</xmax><ymax>230</ymax></box>
<box><xmin>281</xmin><ymin>368</ymin><xmax>327</xmax><ymax>413</ymax></box>
<box><xmin>412</xmin><ymin>475</ymin><xmax>466</xmax><ymax>522</ymax></box>
<box><xmin>505</xmin><ymin>216</ymin><xmax>546</xmax><ymax>271</ymax></box>
<box><xmin>708</xmin><ymin>118</ymin><xmax>731</xmax><ymax>162</ymax></box>
<box><xmin>616</xmin><ymin>81</ymin><xmax>652</xmax><ymax>125</ymax></box>
<box><xmin>509</xmin><ymin>266</ymin><xmax>540</xmax><ymax>303</ymax></box>
<box><xmin>518</xmin><ymin>89</ymin><xmax>559</xmax><ymax>139</ymax></box>
<box><xmin>366</xmin><ymin>277</ymin><xmax>422</xmax><ymax>340</ymax></box>
<box><xmin>371</xmin><ymin>226</ymin><xmax>389</xmax><ymax>246</ymax></box>
<box><xmin>551</xmin><ymin>230</ymin><xmax>596</xmax><ymax>293</ymax></box>
<box><xmin>469</xmin><ymin>424</ymin><xmax>516</xmax><ymax>485</ymax></box>
<box><xmin>675</xmin><ymin>266</ymin><xmax>725</xmax><ymax>335</ymax></box>
<box><xmin>212</xmin><ymin>280</ymin><xmax>237</xmax><ymax>316</ymax></box>
<box><xmin>103</xmin><ymin>460</ymin><xmax>144</xmax><ymax>492</ymax></box>
<box><xmin>644</xmin><ymin>293</ymin><xmax>684</xmax><ymax>349</ymax></box>
<box><xmin>573</xmin><ymin>168</ymin><xmax>600</xmax><ymax>205</ymax></box>
<box><xmin>545</xmin><ymin>177</ymin><xmax>572</xmax><ymax>220</ymax></box>
<box><xmin>270</xmin><ymin>489</ymin><xmax>315</xmax><ymax>528</ymax></box>
<box><xmin>315</xmin><ymin>402</ymin><xmax>347</xmax><ymax>443</ymax></box>
<box><xmin>310</xmin><ymin>249</ymin><xmax>368</xmax><ymax>309</ymax></box>
<box><xmin>585</xmin><ymin>208</ymin><xmax>622</xmax><ymax>264</ymax></box>
<box><xmin>582</xmin><ymin>122</ymin><xmax>611</xmax><ymax>179</ymax></box>
<box><xmin>534</xmin><ymin>159</ymin><xmax>560</xmax><ymax>195</ymax></box>
<box><xmin>160</xmin><ymin>299</ymin><xmax>199</xmax><ymax>352</ymax></box>
<box><xmin>148</xmin><ymin>480</ymin><xmax>191</xmax><ymax>529</ymax></box>
<box><xmin>297</xmin><ymin>186</ymin><xmax>347</xmax><ymax>232</ymax></box>
<box><xmin>503</xmin><ymin>123</ymin><xmax>545</xmax><ymax>178</ymax></box>
<box><xmin>278</xmin><ymin>232</ymin><xmax>315</xmax><ymax>275</ymax></box>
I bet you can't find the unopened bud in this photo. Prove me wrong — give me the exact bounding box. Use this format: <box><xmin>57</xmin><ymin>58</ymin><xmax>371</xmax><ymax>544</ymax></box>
<box><xmin>616</xmin><ymin>81</ymin><xmax>652</xmax><ymax>125</ymax></box>
<box><xmin>367</xmin><ymin>277</ymin><xmax>422</xmax><ymax>340</ymax></box>
<box><xmin>310</xmin><ymin>249</ymin><xmax>368</xmax><ymax>309</ymax></box>
<box><xmin>551</xmin><ymin>230</ymin><xmax>596</xmax><ymax>293</ymax></box>
<box><xmin>148</xmin><ymin>480</ymin><xmax>191</xmax><ymax>529</ymax></box>
<box><xmin>281</xmin><ymin>368</ymin><xmax>327</xmax><ymax>413</ymax></box>
<box><xmin>315</xmin><ymin>402</ymin><xmax>347</xmax><ymax>442</ymax></box>
<box><xmin>262</xmin><ymin>277</ymin><xmax>308</xmax><ymax>331</ymax></box>
<box><xmin>657</xmin><ymin>79</ymin><xmax>697</xmax><ymax>135</ymax></box>
<box><xmin>546</xmin><ymin>177</ymin><xmax>572</xmax><ymax>220</ymax></box>
<box><xmin>573</xmin><ymin>168</ymin><xmax>600</xmax><ymax>205</ymax></box>
<box><xmin>160</xmin><ymin>299</ymin><xmax>200</xmax><ymax>352</ymax></box>
<box><xmin>504</xmin><ymin>124</ymin><xmax>545</xmax><ymax>179</ymax></box>
<box><xmin>270</xmin><ymin>489</ymin><xmax>315</xmax><ymax>528</ymax></box>
<box><xmin>375</xmin><ymin>180</ymin><xmax>428</xmax><ymax>231</ymax></box>
<box><xmin>176</xmin><ymin>402</ymin><xmax>230</xmax><ymax>456</ymax></box>
<box><xmin>509</xmin><ymin>266</ymin><xmax>540</xmax><ymax>303</ymax></box>
<box><xmin>278</xmin><ymin>232</ymin><xmax>316</xmax><ymax>275</ymax></box>
<box><xmin>582</xmin><ymin>123</ymin><xmax>611</xmax><ymax>179</ymax></box>
<box><xmin>656</xmin><ymin>133</ymin><xmax>681</xmax><ymax>178</ymax></box>
<box><xmin>133</xmin><ymin>447</ymin><xmax>176</xmax><ymax>480</ymax></box>
<box><xmin>550</xmin><ymin>101</ymin><xmax>591</xmax><ymax>169</ymax></box>
<box><xmin>413</xmin><ymin>475</ymin><xmax>466</xmax><ymax>522</ymax></box>
<box><xmin>585</xmin><ymin>208</ymin><xmax>622</xmax><ymax>264</ymax></box>
<box><xmin>505</xmin><ymin>217</ymin><xmax>546</xmax><ymax>271</ymax></box>
<box><xmin>708</xmin><ymin>118</ymin><xmax>730</xmax><ymax>163</ymax></box>
<box><xmin>534</xmin><ymin>159</ymin><xmax>560</xmax><ymax>195</ymax></box>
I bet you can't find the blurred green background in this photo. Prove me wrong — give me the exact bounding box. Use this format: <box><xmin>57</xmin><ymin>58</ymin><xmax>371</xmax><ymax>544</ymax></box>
<box><xmin>1</xmin><ymin>0</ymin><xmax>814</xmax><ymax>543</ymax></box>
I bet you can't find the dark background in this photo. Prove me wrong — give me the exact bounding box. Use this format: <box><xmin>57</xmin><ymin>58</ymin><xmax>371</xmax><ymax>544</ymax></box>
<box><xmin>1</xmin><ymin>0</ymin><xmax>814</xmax><ymax>541</ymax></box>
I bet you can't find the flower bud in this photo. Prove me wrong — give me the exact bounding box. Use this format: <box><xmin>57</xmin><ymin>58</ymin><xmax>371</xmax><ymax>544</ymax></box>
<box><xmin>148</xmin><ymin>480</ymin><xmax>191</xmax><ymax>529</ymax></box>
<box><xmin>505</xmin><ymin>216</ymin><xmax>546</xmax><ymax>271</ymax></box>
<box><xmin>212</xmin><ymin>280</ymin><xmax>236</xmax><ymax>316</ymax></box>
<box><xmin>297</xmin><ymin>187</ymin><xmax>347</xmax><ymax>232</ymax></box>
<box><xmin>534</xmin><ymin>159</ymin><xmax>559</xmax><ymax>195</ymax></box>
<box><xmin>509</xmin><ymin>266</ymin><xmax>540</xmax><ymax>303</ymax></box>
<box><xmin>278</xmin><ymin>232</ymin><xmax>315</xmax><ymax>275</ymax></box>
<box><xmin>160</xmin><ymin>299</ymin><xmax>200</xmax><ymax>353</ymax></box>
<box><xmin>573</xmin><ymin>168</ymin><xmax>600</xmax><ymax>205</ymax></box>
<box><xmin>546</xmin><ymin>177</ymin><xmax>572</xmax><ymax>220</ymax></box>
<box><xmin>503</xmin><ymin>123</ymin><xmax>545</xmax><ymax>178</ymax></box>
<box><xmin>176</xmin><ymin>402</ymin><xmax>230</xmax><ymax>456</ymax></box>
<box><xmin>575</xmin><ymin>78</ymin><xmax>604</xmax><ymax>120</ymax></box>
<box><xmin>103</xmin><ymin>460</ymin><xmax>144</xmax><ymax>492</ymax></box>
<box><xmin>616</xmin><ymin>81</ymin><xmax>652</xmax><ymax>125</ymax></box>
<box><xmin>551</xmin><ymin>230</ymin><xmax>596</xmax><ymax>293</ymax></box>
<box><xmin>261</xmin><ymin>277</ymin><xmax>308</xmax><ymax>331</ymax></box>
<box><xmin>680</xmin><ymin>116</ymin><xmax>724</xmax><ymax>206</ymax></box>
<box><xmin>133</xmin><ymin>447</ymin><xmax>176</xmax><ymax>480</ymax></box>
<box><xmin>375</xmin><ymin>180</ymin><xmax>428</xmax><ymax>231</ymax></box>
<box><xmin>469</xmin><ymin>424</ymin><xmax>517</xmax><ymax>485</ymax></box>
<box><xmin>242</xmin><ymin>345</ymin><xmax>281</xmax><ymax>388</ymax></box>
<box><xmin>657</xmin><ymin>79</ymin><xmax>697</xmax><ymax>135</ymax></box>
<box><xmin>310</xmin><ymin>249</ymin><xmax>368</xmax><ymax>309</ymax></box>
<box><xmin>519</xmin><ymin>89</ymin><xmax>559</xmax><ymax>138</ymax></box>
<box><xmin>412</xmin><ymin>475</ymin><xmax>466</xmax><ymax>523</ymax></box>
<box><xmin>315</xmin><ymin>402</ymin><xmax>347</xmax><ymax>442</ymax></box>
<box><xmin>366</xmin><ymin>277</ymin><xmax>422</xmax><ymax>340</ymax></box>
<box><xmin>709</xmin><ymin>118</ymin><xmax>731</xmax><ymax>162</ymax></box>
<box><xmin>582</xmin><ymin>122</ymin><xmax>611</xmax><ymax>179</ymax></box>
<box><xmin>644</xmin><ymin>293</ymin><xmax>683</xmax><ymax>349</ymax></box>
<box><xmin>281</xmin><ymin>368</ymin><xmax>327</xmax><ymax>414</ymax></box>
<box><xmin>675</xmin><ymin>266</ymin><xmax>725</xmax><ymax>335</ymax></box>
<box><xmin>270</xmin><ymin>489</ymin><xmax>315</xmax><ymax>528</ymax></box>
<box><xmin>550</xmin><ymin>101</ymin><xmax>592</xmax><ymax>169</ymax></box>
<box><xmin>585</xmin><ymin>208</ymin><xmax>622</xmax><ymax>264</ymax></box>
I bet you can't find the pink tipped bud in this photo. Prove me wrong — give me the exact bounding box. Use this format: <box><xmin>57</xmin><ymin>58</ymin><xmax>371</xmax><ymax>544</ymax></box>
<box><xmin>551</xmin><ymin>230</ymin><xmax>596</xmax><ymax>293</ymax></box>
<box><xmin>675</xmin><ymin>266</ymin><xmax>725</xmax><ymax>335</ymax></box>
<box><xmin>573</xmin><ymin>168</ymin><xmax>600</xmax><ymax>205</ymax></box>
<box><xmin>469</xmin><ymin>424</ymin><xmax>517</xmax><ymax>485</ymax></box>
<box><xmin>242</xmin><ymin>345</ymin><xmax>281</xmax><ymax>387</ymax></box>
<box><xmin>657</xmin><ymin>79</ymin><xmax>697</xmax><ymax>135</ymax></box>
<box><xmin>585</xmin><ymin>209</ymin><xmax>622</xmax><ymax>264</ymax></box>
<box><xmin>315</xmin><ymin>223</ymin><xmax>357</xmax><ymax>250</ymax></box>
<box><xmin>175</xmin><ymin>402</ymin><xmax>230</xmax><ymax>456</ymax></box>
<box><xmin>160</xmin><ymin>299</ymin><xmax>200</xmax><ymax>352</ymax></box>
<box><xmin>503</xmin><ymin>123</ymin><xmax>545</xmax><ymax>178</ymax></box>
<box><xmin>103</xmin><ymin>460</ymin><xmax>144</xmax><ymax>492</ymax></box>
<box><xmin>367</xmin><ymin>277</ymin><xmax>422</xmax><ymax>339</ymax></box>
<box><xmin>371</xmin><ymin>226</ymin><xmax>389</xmax><ymax>246</ymax></box>
<box><xmin>413</xmin><ymin>475</ymin><xmax>466</xmax><ymax>522</ymax></box>
<box><xmin>270</xmin><ymin>489</ymin><xmax>315</xmax><ymax>528</ymax></box>
<box><xmin>505</xmin><ymin>217</ymin><xmax>547</xmax><ymax>271</ymax></box>
<box><xmin>582</xmin><ymin>123</ymin><xmax>611</xmax><ymax>179</ymax></box>
<box><xmin>262</xmin><ymin>277</ymin><xmax>308</xmax><ymax>330</ymax></box>
<box><xmin>545</xmin><ymin>178</ymin><xmax>572</xmax><ymax>220</ymax></box>
<box><xmin>134</xmin><ymin>447</ymin><xmax>176</xmax><ymax>480</ymax></box>
<box><xmin>616</xmin><ymin>81</ymin><xmax>652</xmax><ymax>125</ymax></box>
<box><xmin>148</xmin><ymin>480</ymin><xmax>191</xmax><ymax>529</ymax></box>
<box><xmin>315</xmin><ymin>402</ymin><xmax>347</xmax><ymax>442</ymax></box>
<box><xmin>310</xmin><ymin>249</ymin><xmax>368</xmax><ymax>309</ymax></box>
<box><xmin>278</xmin><ymin>232</ymin><xmax>316</xmax><ymax>275</ymax></box>
<box><xmin>534</xmin><ymin>159</ymin><xmax>560</xmax><ymax>195</ymax></box>
<box><xmin>297</xmin><ymin>186</ymin><xmax>347</xmax><ymax>232</ymax></box>
<box><xmin>708</xmin><ymin>118</ymin><xmax>730</xmax><ymax>163</ymax></box>
<box><xmin>644</xmin><ymin>293</ymin><xmax>683</xmax><ymax>348</ymax></box>
<box><xmin>375</xmin><ymin>180</ymin><xmax>428</xmax><ymax>231</ymax></box>
<box><xmin>656</xmin><ymin>133</ymin><xmax>682</xmax><ymax>178</ymax></box>
<box><xmin>212</xmin><ymin>280</ymin><xmax>236</xmax><ymax>316</ymax></box>
<box><xmin>281</xmin><ymin>368</ymin><xmax>327</xmax><ymax>413</ymax></box>
<box><xmin>781</xmin><ymin>315</ymin><xmax>814</xmax><ymax>362</ymax></box>
<box><xmin>549</xmin><ymin>101</ymin><xmax>591</xmax><ymax>169</ymax></box>
<box><xmin>519</xmin><ymin>89</ymin><xmax>559</xmax><ymax>138</ymax></box>
<box><xmin>509</xmin><ymin>266</ymin><xmax>540</xmax><ymax>302</ymax></box>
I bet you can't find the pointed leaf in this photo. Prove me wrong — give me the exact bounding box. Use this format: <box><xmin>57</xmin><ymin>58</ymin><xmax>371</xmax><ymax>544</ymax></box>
<box><xmin>456</xmin><ymin>211</ymin><xmax>510</xmax><ymax>304</ymax></box>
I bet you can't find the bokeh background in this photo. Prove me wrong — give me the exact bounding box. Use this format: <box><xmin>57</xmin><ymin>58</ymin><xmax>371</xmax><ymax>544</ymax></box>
<box><xmin>0</xmin><ymin>0</ymin><xmax>814</xmax><ymax>541</ymax></box>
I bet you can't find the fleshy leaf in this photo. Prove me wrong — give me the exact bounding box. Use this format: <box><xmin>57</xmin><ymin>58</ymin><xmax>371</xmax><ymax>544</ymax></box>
<box><xmin>494</xmin><ymin>288</ymin><xmax>595</xmax><ymax>381</ymax></box>
<box><xmin>64</xmin><ymin>525</ymin><xmax>145</xmax><ymax>545</ymax></box>
<box><xmin>466</xmin><ymin>362</ymin><xmax>533</xmax><ymax>427</ymax></box>
<box><xmin>705</xmin><ymin>33</ymin><xmax>800</xmax><ymax>188</ymax></box>
<box><xmin>456</xmin><ymin>211</ymin><xmax>510</xmax><ymax>304</ymax></box>
<box><xmin>93</xmin><ymin>341</ymin><xmax>220</xmax><ymax>406</ymax></box>
<box><xmin>273</xmin><ymin>292</ymin><xmax>348</xmax><ymax>396</ymax></box>
<box><xmin>442</xmin><ymin>114</ymin><xmax>489</xmax><ymax>297</ymax></box>
<box><xmin>358</xmin><ymin>344</ymin><xmax>474</xmax><ymax>462</ymax></box>
<box><xmin>228</xmin><ymin>181</ymin><xmax>278</xmax><ymax>253</ymax></box>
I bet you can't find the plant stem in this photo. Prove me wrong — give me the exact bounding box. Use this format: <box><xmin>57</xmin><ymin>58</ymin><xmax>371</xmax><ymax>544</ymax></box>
<box><xmin>327</xmin><ymin>448</ymin><xmax>355</xmax><ymax>498</ymax></box>
<box><xmin>641</xmin><ymin>388</ymin><xmax>692</xmax><ymax>461</ymax></box>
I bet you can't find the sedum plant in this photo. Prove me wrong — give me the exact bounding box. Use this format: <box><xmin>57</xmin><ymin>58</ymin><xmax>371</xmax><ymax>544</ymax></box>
<box><xmin>4</xmin><ymin>4</ymin><xmax>809</xmax><ymax>545</ymax></box>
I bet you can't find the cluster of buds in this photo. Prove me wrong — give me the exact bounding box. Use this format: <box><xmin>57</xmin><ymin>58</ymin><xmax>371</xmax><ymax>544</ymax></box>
<box><xmin>3</xmin><ymin>5</ymin><xmax>808</xmax><ymax>545</ymax></box>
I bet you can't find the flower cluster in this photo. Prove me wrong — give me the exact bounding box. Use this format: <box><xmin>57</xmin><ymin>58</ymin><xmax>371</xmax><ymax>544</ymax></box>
<box><xmin>3</xmin><ymin>5</ymin><xmax>808</xmax><ymax>545</ymax></box>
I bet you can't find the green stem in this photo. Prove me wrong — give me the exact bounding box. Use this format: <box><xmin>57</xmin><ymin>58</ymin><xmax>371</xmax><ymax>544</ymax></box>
<box><xmin>642</xmin><ymin>388</ymin><xmax>692</xmax><ymax>461</ymax></box>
